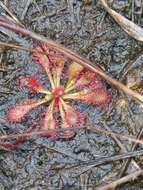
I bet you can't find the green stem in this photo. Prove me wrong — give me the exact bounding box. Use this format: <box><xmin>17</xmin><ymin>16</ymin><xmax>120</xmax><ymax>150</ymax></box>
<box><xmin>63</xmin><ymin>91</ymin><xmax>84</xmax><ymax>100</ymax></box>
<box><xmin>47</xmin><ymin>72</ymin><xmax>55</xmax><ymax>89</ymax></box>
<box><xmin>65</xmin><ymin>84</ymin><xmax>76</xmax><ymax>93</ymax></box>
<box><xmin>38</xmin><ymin>89</ymin><xmax>51</xmax><ymax>95</ymax></box>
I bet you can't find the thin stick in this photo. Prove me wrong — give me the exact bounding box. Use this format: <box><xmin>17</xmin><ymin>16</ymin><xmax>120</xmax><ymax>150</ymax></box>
<box><xmin>72</xmin><ymin>150</ymin><xmax>143</xmax><ymax>177</ymax></box>
<box><xmin>96</xmin><ymin>170</ymin><xmax>143</xmax><ymax>190</ymax></box>
<box><xmin>0</xmin><ymin>1</ymin><xmax>23</xmax><ymax>27</ymax></box>
<box><xmin>0</xmin><ymin>124</ymin><xmax>143</xmax><ymax>145</ymax></box>
<box><xmin>119</xmin><ymin>128</ymin><xmax>143</xmax><ymax>177</ymax></box>
<box><xmin>0</xmin><ymin>127</ymin><xmax>84</xmax><ymax>140</ymax></box>
<box><xmin>21</xmin><ymin>0</ymin><xmax>32</xmax><ymax>20</ymax></box>
<box><xmin>0</xmin><ymin>19</ymin><xmax>143</xmax><ymax>103</ymax></box>
<box><xmin>0</xmin><ymin>41</ymin><xmax>56</xmax><ymax>57</ymax></box>
<box><xmin>119</xmin><ymin>53</ymin><xmax>143</xmax><ymax>82</ymax></box>
<box><xmin>103</xmin><ymin>123</ymin><xmax>140</xmax><ymax>171</ymax></box>
<box><xmin>87</xmin><ymin>125</ymin><xmax>143</xmax><ymax>145</ymax></box>
<box><xmin>0</xmin><ymin>41</ymin><xmax>34</xmax><ymax>53</ymax></box>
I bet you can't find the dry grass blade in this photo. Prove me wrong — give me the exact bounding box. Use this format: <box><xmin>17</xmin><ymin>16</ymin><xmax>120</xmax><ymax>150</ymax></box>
<box><xmin>96</xmin><ymin>170</ymin><xmax>143</xmax><ymax>190</ymax></box>
<box><xmin>87</xmin><ymin>125</ymin><xmax>143</xmax><ymax>145</ymax></box>
<box><xmin>21</xmin><ymin>0</ymin><xmax>32</xmax><ymax>20</ymax></box>
<box><xmin>0</xmin><ymin>18</ymin><xmax>143</xmax><ymax>104</ymax></box>
<box><xmin>0</xmin><ymin>1</ymin><xmax>23</xmax><ymax>27</ymax></box>
<box><xmin>103</xmin><ymin>123</ymin><xmax>140</xmax><ymax>171</ymax></box>
<box><xmin>0</xmin><ymin>41</ymin><xmax>35</xmax><ymax>53</ymax></box>
<box><xmin>72</xmin><ymin>150</ymin><xmax>143</xmax><ymax>177</ymax></box>
<box><xmin>100</xmin><ymin>0</ymin><xmax>143</xmax><ymax>41</ymax></box>
<box><xmin>119</xmin><ymin>128</ymin><xmax>143</xmax><ymax>177</ymax></box>
<box><xmin>0</xmin><ymin>126</ymin><xmax>84</xmax><ymax>141</ymax></box>
<box><xmin>0</xmin><ymin>125</ymin><xmax>143</xmax><ymax>145</ymax></box>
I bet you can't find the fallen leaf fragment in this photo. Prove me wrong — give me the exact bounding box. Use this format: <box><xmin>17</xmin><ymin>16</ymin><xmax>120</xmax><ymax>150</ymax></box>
<box><xmin>100</xmin><ymin>0</ymin><xmax>143</xmax><ymax>41</ymax></box>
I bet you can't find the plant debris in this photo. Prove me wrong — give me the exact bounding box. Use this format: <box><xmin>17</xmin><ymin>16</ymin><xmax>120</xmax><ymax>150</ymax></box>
<box><xmin>100</xmin><ymin>0</ymin><xmax>143</xmax><ymax>41</ymax></box>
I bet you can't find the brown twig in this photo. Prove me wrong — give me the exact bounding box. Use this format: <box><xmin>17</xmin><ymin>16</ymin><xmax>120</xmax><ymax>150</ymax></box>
<box><xmin>0</xmin><ymin>126</ymin><xmax>84</xmax><ymax>140</ymax></box>
<box><xmin>118</xmin><ymin>128</ymin><xmax>143</xmax><ymax>178</ymax></box>
<box><xmin>72</xmin><ymin>150</ymin><xmax>143</xmax><ymax>177</ymax></box>
<box><xmin>0</xmin><ymin>41</ymin><xmax>35</xmax><ymax>53</ymax></box>
<box><xmin>102</xmin><ymin>122</ymin><xmax>140</xmax><ymax>171</ymax></box>
<box><xmin>87</xmin><ymin>125</ymin><xmax>143</xmax><ymax>145</ymax></box>
<box><xmin>103</xmin><ymin>122</ymin><xmax>127</xmax><ymax>152</ymax></box>
<box><xmin>96</xmin><ymin>170</ymin><xmax>143</xmax><ymax>190</ymax></box>
<box><xmin>0</xmin><ymin>41</ymin><xmax>61</xmax><ymax>57</ymax></box>
<box><xmin>0</xmin><ymin>124</ymin><xmax>143</xmax><ymax>145</ymax></box>
<box><xmin>0</xmin><ymin>18</ymin><xmax>143</xmax><ymax>103</ymax></box>
<box><xmin>119</xmin><ymin>53</ymin><xmax>143</xmax><ymax>82</ymax></box>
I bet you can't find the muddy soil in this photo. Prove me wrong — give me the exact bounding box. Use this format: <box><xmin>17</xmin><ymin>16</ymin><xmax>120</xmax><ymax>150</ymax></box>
<box><xmin>0</xmin><ymin>0</ymin><xmax>143</xmax><ymax>189</ymax></box>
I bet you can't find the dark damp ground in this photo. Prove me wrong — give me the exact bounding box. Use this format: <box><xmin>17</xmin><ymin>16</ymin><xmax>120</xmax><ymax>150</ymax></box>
<box><xmin>0</xmin><ymin>0</ymin><xmax>143</xmax><ymax>189</ymax></box>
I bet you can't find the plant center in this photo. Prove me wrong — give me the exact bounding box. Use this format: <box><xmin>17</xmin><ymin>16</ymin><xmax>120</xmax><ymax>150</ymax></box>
<box><xmin>52</xmin><ymin>86</ymin><xmax>64</xmax><ymax>99</ymax></box>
